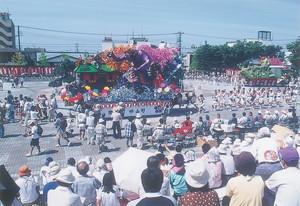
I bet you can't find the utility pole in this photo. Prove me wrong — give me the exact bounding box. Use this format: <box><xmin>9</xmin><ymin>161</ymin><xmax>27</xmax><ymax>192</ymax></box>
<box><xmin>177</xmin><ymin>31</ymin><xmax>184</xmax><ymax>56</ymax></box>
<box><xmin>75</xmin><ymin>43</ymin><xmax>79</xmax><ymax>52</ymax></box>
<box><xmin>18</xmin><ymin>26</ymin><xmax>21</xmax><ymax>51</ymax></box>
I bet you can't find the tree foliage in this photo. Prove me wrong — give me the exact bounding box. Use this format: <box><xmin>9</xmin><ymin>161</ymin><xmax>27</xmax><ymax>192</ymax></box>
<box><xmin>37</xmin><ymin>52</ymin><xmax>49</xmax><ymax>66</ymax></box>
<box><xmin>48</xmin><ymin>55</ymin><xmax>76</xmax><ymax>87</ymax></box>
<box><xmin>191</xmin><ymin>42</ymin><xmax>282</xmax><ymax>72</ymax></box>
<box><xmin>11</xmin><ymin>52</ymin><xmax>24</xmax><ymax>66</ymax></box>
<box><xmin>287</xmin><ymin>39</ymin><xmax>300</xmax><ymax>75</ymax></box>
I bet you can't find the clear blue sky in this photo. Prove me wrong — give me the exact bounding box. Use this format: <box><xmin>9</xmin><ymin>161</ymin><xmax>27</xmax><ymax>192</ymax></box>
<box><xmin>2</xmin><ymin>0</ymin><xmax>300</xmax><ymax>53</ymax></box>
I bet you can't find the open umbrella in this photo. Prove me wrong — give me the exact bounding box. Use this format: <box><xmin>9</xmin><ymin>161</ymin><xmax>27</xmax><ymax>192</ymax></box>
<box><xmin>112</xmin><ymin>148</ymin><xmax>153</xmax><ymax>194</ymax></box>
<box><xmin>271</xmin><ymin>125</ymin><xmax>295</xmax><ymax>139</ymax></box>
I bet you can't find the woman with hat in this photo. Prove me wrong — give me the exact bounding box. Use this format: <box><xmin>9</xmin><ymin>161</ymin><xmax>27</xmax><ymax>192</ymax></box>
<box><xmin>47</xmin><ymin>169</ymin><xmax>83</xmax><ymax>206</ymax></box>
<box><xmin>42</xmin><ymin>161</ymin><xmax>61</xmax><ymax>204</ymax></box>
<box><xmin>169</xmin><ymin>154</ymin><xmax>188</xmax><ymax>200</ymax></box>
<box><xmin>204</xmin><ymin>147</ymin><xmax>223</xmax><ymax>189</ymax></box>
<box><xmin>15</xmin><ymin>165</ymin><xmax>40</xmax><ymax>205</ymax></box>
<box><xmin>178</xmin><ymin>160</ymin><xmax>220</xmax><ymax>206</ymax></box>
<box><xmin>150</xmin><ymin>123</ymin><xmax>165</xmax><ymax>147</ymax></box>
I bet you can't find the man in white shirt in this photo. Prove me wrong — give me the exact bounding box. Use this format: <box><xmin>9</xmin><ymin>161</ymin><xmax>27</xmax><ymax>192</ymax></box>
<box><xmin>134</xmin><ymin>113</ymin><xmax>144</xmax><ymax>149</ymax></box>
<box><xmin>111</xmin><ymin>107</ymin><xmax>122</xmax><ymax>139</ymax></box>
<box><xmin>86</xmin><ymin>111</ymin><xmax>96</xmax><ymax>145</ymax></box>
<box><xmin>265</xmin><ymin>147</ymin><xmax>300</xmax><ymax>206</ymax></box>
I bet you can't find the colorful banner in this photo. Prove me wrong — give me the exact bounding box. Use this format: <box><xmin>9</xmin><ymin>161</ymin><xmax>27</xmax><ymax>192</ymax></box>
<box><xmin>247</xmin><ymin>78</ymin><xmax>277</xmax><ymax>87</ymax></box>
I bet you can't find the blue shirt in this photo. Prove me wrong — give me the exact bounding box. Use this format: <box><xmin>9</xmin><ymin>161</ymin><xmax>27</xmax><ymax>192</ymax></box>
<box><xmin>42</xmin><ymin>181</ymin><xmax>59</xmax><ymax>203</ymax></box>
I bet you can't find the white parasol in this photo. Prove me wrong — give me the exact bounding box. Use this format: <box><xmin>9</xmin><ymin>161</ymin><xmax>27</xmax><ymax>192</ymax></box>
<box><xmin>112</xmin><ymin>148</ymin><xmax>153</xmax><ymax>194</ymax></box>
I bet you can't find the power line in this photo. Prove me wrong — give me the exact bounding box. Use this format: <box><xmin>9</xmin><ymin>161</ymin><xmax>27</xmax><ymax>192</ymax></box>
<box><xmin>18</xmin><ymin>25</ymin><xmax>177</xmax><ymax>37</ymax></box>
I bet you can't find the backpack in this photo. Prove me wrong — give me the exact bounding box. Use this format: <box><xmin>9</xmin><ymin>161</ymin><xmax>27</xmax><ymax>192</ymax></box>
<box><xmin>37</xmin><ymin>125</ymin><xmax>43</xmax><ymax>136</ymax></box>
<box><xmin>59</xmin><ymin>118</ymin><xmax>67</xmax><ymax>129</ymax></box>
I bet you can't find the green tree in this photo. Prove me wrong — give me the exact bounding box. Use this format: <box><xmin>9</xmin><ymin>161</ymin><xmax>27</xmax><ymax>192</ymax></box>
<box><xmin>11</xmin><ymin>52</ymin><xmax>24</xmax><ymax>66</ymax></box>
<box><xmin>287</xmin><ymin>39</ymin><xmax>300</xmax><ymax>76</ymax></box>
<box><xmin>37</xmin><ymin>52</ymin><xmax>49</xmax><ymax>66</ymax></box>
<box><xmin>48</xmin><ymin>55</ymin><xmax>76</xmax><ymax>87</ymax></box>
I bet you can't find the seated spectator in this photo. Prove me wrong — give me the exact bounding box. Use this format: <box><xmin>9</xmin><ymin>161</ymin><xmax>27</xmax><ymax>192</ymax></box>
<box><xmin>39</xmin><ymin>157</ymin><xmax>53</xmax><ymax>186</ymax></box>
<box><xmin>150</xmin><ymin>124</ymin><xmax>165</xmax><ymax>146</ymax></box>
<box><xmin>127</xmin><ymin>168</ymin><xmax>176</xmax><ymax>206</ymax></box>
<box><xmin>225</xmin><ymin>152</ymin><xmax>264</xmax><ymax>206</ymax></box>
<box><xmin>204</xmin><ymin>147</ymin><xmax>223</xmax><ymax>189</ymax></box>
<box><xmin>15</xmin><ymin>165</ymin><xmax>40</xmax><ymax>205</ymax></box>
<box><xmin>67</xmin><ymin>157</ymin><xmax>80</xmax><ymax>178</ymax></box>
<box><xmin>72</xmin><ymin>161</ymin><xmax>101</xmax><ymax>206</ymax></box>
<box><xmin>47</xmin><ymin>169</ymin><xmax>83</xmax><ymax>206</ymax></box>
<box><xmin>96</xmin><ymin>173</ymin><xmax>121</xmax><ymax>206</ymax></box>
<box><xmin>228</xmin><ymin>113</ymin><xmax>237</xmax><ymax>126</ymax></box>
<box><xmin>169</xmin><ymin>154</ymin><xmax>188</xmax><ymax>199</ymax></box>
<box><xmin>42</xmin><ymin>161</ymin><xmax>60</xmax><ymax>204</ymax></box>
<box><xmin>265</xmin><ymin>147</ymin><xmax>300</xmax><ymax>206</ymax></box>
<box><xmin>178</xmin><ymin>159</ymin><xmax>220</xmax><ymax>206</ymax></box>
<box><xmin>238</xmin><ymin>112</ymin><xmax>248</xmax><ymax>128</ymax></box>
<box><xmin>218</xmin><ymin>144</ymin><xmax>235</xmax><ymax>186</ymax></box>
<box><xmin>199</xmin><ymin>143</ymin><xmax>211</xmax><ymax>159</ymax></box>
<box><xmin>181</xmin><ymin>116</ymin><xmax>193</xmax><ymax>127</ymax></box>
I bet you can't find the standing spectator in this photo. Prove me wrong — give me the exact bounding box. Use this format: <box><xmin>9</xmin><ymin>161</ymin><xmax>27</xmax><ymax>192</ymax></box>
<box><xmin>54</xmin><ymin>112</ymin><xmax>71</xmax><ymax>147</ymax></box>
<box><xmin>6</xmin><ymin>90</ymin><xmax>13</xmax><ymax>103</ymax></box>
<box><xmin>72</xmin><ymin>161</ymin><xmax>101</xmax><ymax>206</ymax></box>
<box><xmin>111</xmin><ymin>107</ymin><xmax>122</xmax><ymax>139</ymax></box>
<box><xmin>225</xmin><ymin>152</ymin><xmax>264</xmax><ymax>206</ymax></box>
<box><xmin>96</xmin><ymin>173</ymin><xmax>121</xmax><ymax>206</ymax></box>
<box><xmin>94</xmin><ymin>118</ymin><xmax>107</xmax><ymax>153</ymax></box>
<box><xmin>265</xmin><ymin>147</ymin><xmax>300</xmax><ymax>206</ymax></box>
<box><xmin>124</xmin><ymin>118</ymin><xmax>135</xmax><ymax>147</ymax></box>
<box><xmin>178</xmin><ymin>159</ymin><xmax>220</xmax><ymax>206</ymax></box>
<box><xmin>47</xmin><ymin>169</ymin><xmax>83</xmax><ymax>206</ymax></box>
<box><xmin>0</xmin><ymin>78</ymin><xmax>3</xmax><ymax>91</ymax></box>
<box><xmin>15</xmin><ymin>165</ymin><xmax>40</xmax><ymax>205</ymax></box>
<box><xmin>127</xmin><ymin>168</ymin><xmax>176</xmax><ymax>206</ymax></box>
<box><xmin>169</xmin><ymin>154</ymin><xmax>188</xmax><ymax>199</ymax></box>
<box><xmin>134</xmin><ymin>113</ymin><xmax>144</xmax><ymax>150</ymax></box>
<box><xmin>161</xmin><ymin>104</ymin><xmax>170</xmax><ymax>125</ymax></box>
<box><xmin>86</xmin><ymin>111</ymin><xmax>96</xmax><ymax>145</ymax></box>
<box><xmin>48</xmin><ymin>94</ymin><xmax>57</xmax><ymax>122</ymax></box>
<box><xmin>24</xmin><ymin>121</ymin><xmax>42</xmax><ymax>157</ymax></box>
<box><xmin>77</xmin><ymin>112</ymin><xmax>87</xmax><ymax>140</ymax></box>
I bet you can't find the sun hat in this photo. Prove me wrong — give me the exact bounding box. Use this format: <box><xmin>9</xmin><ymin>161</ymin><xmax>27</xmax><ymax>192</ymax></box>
<box><xmin>18</xmin><ymin>165</ymin><xmax>31</xmax><ymax>176</ymax></box>
<box><xmin>218</xmin><ymin>144</ymin><xmax>228</xmax><ymax>154</ymax></box>
<box><xmin>136</xmin><ymin>113</ymin><xmax>142</xmax><ymax>118</ymax></box>
<box><xmin>174</xmin><ymin>123</ymin><xmax>181</xmax><ymax>129</ymax></box>
<box><xmin>244</xmin><ymin>133</ymin><xmax>256</xmax><ymax>144</ymax></box>
<box><xmin>205</xmin><ymin>147</ymin><xmax>220</xmax><ymax>163</ymax></box>
<box><xmin>113</xmin><ymin>107</ymin><xmax>120</xmax><ymax>112</ymax></box>
<box><xmin>257</xmin><ymin>127</ymin><xmax>271</xmax><ymax>139</ymax></box>
<box><xmin>49</xmin><ymin>161</ymin><xmax>61</xmax><ymax>179</ymax></box>
<box><xmin>98</xmin><ymin>118</ymin><xmax>105</xmax><ymax>123</ymax></box>
<box><xmin>89</xmin><ymin>111</ymin><xmax>94</xmax><ymax>116</ymax></box>
<box><xmin>284</xmin><ymin>137</ymin><xmax>294</xmax><ymax>147</ymax></box>
<box><xmin>184</xmin><ymin>150</ymin><xmax>196</xmax><ymax>162</ymax></box>
<box><xmin>55</xmin><ymin>169</ymin><xmax>75</xmax><ymax>184</ymax></box>
<box><xmin>279</xmin><ymin>147</ymin><xmax>299</xmax><ymax>163</ymax></box>
<box><xmin>185</xmin><ymin>159</ymin><xmax>209</xmax><ymax>188</ymax></box>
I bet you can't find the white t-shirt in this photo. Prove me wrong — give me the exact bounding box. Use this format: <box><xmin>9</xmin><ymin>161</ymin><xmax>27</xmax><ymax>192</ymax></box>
<box><xmin>96</xmin><ymin>185</ymin><xmax>121</xmax><ymax>206</ymax></box>
<box><xmin>220</xmin><ymin>154</ymin><xmax>235</xmax><ymax>175</ymax></box>
<box><xmin>31</xmin><ymin>125</ymin><xmax>40</xmax><ymax>139</ymax></box>
<box><xmin>15</xmin><ymin>176</ymin><xmax>39</xmax><ymax>204</ymax></box>
<box><xmin>252</xmin><ymin>138</ymin><xmax>279</xmax><ymax>163</ymax></box>
<box><xmin>266</xmin><ymin>167</ymin><xmax>300</xmax><ymax>206</ymax></box>
<box><xmin>111</xmin><ymin>112</ymin><xmax>122</xmax><ymax>122</ymax></box>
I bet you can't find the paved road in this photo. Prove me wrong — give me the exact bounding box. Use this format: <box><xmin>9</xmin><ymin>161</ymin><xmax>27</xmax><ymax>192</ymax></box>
<box><xmin>0</xmin><ymin>80</ymin><xmax>297</xmax><ymax>183</ymax></box>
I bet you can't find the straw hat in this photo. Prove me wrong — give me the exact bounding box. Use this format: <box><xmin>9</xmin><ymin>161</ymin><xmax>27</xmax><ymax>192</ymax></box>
<box><xmin>218</xmin><ymin>144</ymin><xmax>228</xmax><ymax>154</ymax></box>
<box><xmin>49</xmin><ymin>161</ymin><xmax>61</xmax><ymax>179</ymax></box>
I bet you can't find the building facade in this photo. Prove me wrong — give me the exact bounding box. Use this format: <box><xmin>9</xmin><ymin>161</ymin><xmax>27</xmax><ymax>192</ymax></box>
<box><xmin>0</xmin><ymin>12</ymin><xmax>16</xmax><ymax>49</ymax></box>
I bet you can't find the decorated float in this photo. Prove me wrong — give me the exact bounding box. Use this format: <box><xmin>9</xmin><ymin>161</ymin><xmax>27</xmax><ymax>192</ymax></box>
<box><xmin>240</xmin><ymin>57</ymin><xmax>289</xmax><ymax>87</ymax></box>
<box><xmin>60</xmin><ymin>45</ymin><xmax>184</xmax><ymax>117</ymax></box>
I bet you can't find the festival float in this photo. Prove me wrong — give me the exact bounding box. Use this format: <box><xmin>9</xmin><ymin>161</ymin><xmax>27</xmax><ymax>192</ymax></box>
<box><xmin>240</xmin><ymin>57</ymin><xmax>289</xmax><ymax>87</ymax></box>
<box><xmin>60</xmin><ymin>45</ymin><xmax>184</xmax><ymax>117</ymax></box>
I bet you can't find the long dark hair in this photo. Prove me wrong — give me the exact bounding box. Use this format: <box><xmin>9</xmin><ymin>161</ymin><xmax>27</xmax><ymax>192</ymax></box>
<box><xmin>102</xmin><ymin>173</ymin><xmax>115</xmax><ymax>194</ymax></box>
